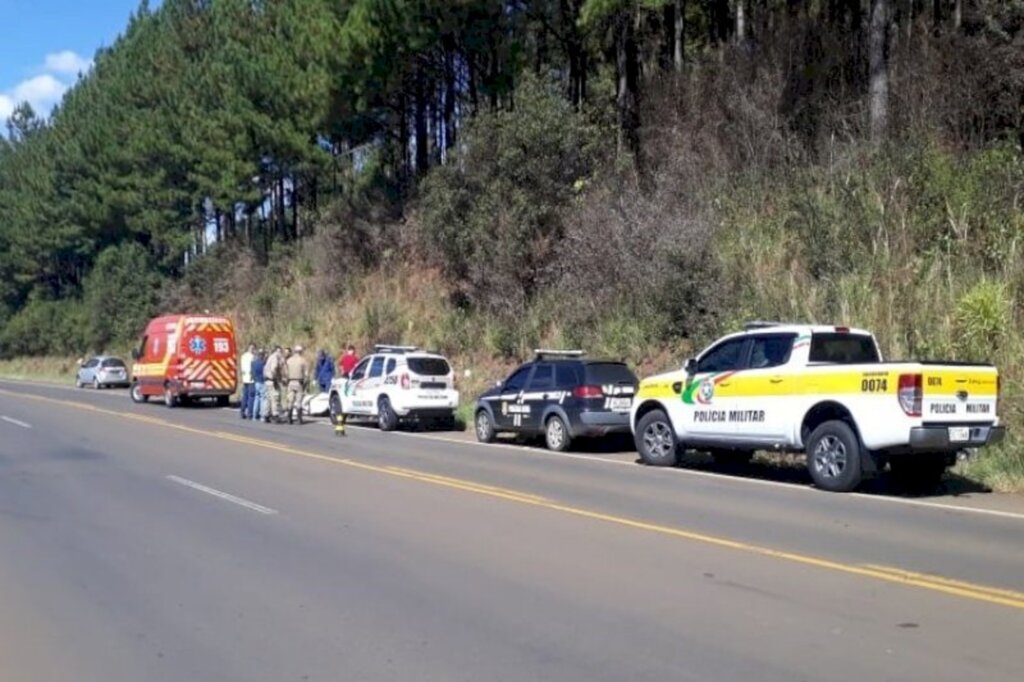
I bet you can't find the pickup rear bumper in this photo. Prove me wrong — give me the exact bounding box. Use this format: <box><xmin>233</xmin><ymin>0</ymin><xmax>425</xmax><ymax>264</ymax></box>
<box><xmin>908</xmin><ymin>425</ymin><xmax>1006</xmax><ymax>451</ymax></box>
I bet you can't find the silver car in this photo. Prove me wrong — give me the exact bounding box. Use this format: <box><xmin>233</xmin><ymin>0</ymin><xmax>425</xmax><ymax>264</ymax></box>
<box><xmin>76</xmin><ymin>356</ymin><xmax>130</xmax><ymax>389</ymax></box>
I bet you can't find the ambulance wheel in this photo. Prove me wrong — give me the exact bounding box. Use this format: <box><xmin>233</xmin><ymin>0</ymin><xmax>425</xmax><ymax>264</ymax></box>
<box><xmin>544</xmin><ymin>415</ymin><xmax>571</xmax><ymax>452</ymax></box>
<box><xmin>163</xmin><ymin>385</ymin><xmax>178</xmax><ymax>408</ymax></box>
<box><xmin>475</xmin><ymin>410</ymin><xmax>496</xmax><ymax>443</ymax></box>
<box><xmin>636</xmin><ymin>410</ymin><xmax>679</xmax><ymax>467</ymax></box>
<box><xmin>329</xmin><ymin>393</ymin><xmax>343</xmax><ymax>425</ymax></box>
<box><xmin>130</xmin><ymin>382</ymin><xmax>148</xmax><ymax>403</ymax></box>
<box><xmin>806</xmin><ymin>420</ymin><xmax>863</xmax><ymax>492</ymax></box>
<box><xmin>378</xmin><ymin>397</ymin><xmax>398</xmax><ymax>432</ymax></box>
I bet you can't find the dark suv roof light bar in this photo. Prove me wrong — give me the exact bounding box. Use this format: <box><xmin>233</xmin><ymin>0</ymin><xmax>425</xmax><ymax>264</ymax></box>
<box><xmin>533</xmin><ymin>349</ymin><xmax>585</xmax><ymax>360</ymax></box>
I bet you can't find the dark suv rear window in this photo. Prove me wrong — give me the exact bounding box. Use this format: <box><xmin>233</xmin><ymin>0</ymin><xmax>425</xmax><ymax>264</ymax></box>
<box><xmin>584</xmin><ymin>362</ymin><xmax>637</xmax><ymax>385</ymax></box>
<box><xmin>809</xmin><ymin>334</ymin><xmax>879</xmax><ymax>364</ymax></box>
<box><xmin>102</xmin><ymin>358</ymin><xmax>126</xmax><ymax>368</ymax></box>
<box><xmin>408</xmin><ymin>357</ymin><xmax>451</xmax><ymax>376</ymax></box>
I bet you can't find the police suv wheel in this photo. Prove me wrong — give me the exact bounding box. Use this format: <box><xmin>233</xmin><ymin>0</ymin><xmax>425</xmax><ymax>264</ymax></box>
<box><xmin>806</xmin><ymin>420</ymin><xmax>863</xmax><ymax>492</ymax></box>
<box><xmin>636</xmin><ymin>410</ymin><xmax>679</xmax><ymax>467</ymax></box>
<box><xmin>378</xmin><ymin>397</ymin><xmax>398</xmax><ymax>432</ymax></box>
<box><xmin>329</xmin><ymin>393</ymin><xmax>343</xmax><ymax>425</ymax></box>
<box><xmin>475</xmin><ymin>410</ymin><xmax>496</xmax><ymax>443</ymax></box>
<box><xmin>544</xmin><ymin>415</ymin><xmax>571</xmax><ymax>452</ymax></box>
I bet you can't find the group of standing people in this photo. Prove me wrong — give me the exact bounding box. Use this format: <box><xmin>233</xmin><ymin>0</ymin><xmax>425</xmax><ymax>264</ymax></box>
<box><xmin>238</xmin><ymin>343</ymin><xmax>361</xmax><ymax>424</ymax></box>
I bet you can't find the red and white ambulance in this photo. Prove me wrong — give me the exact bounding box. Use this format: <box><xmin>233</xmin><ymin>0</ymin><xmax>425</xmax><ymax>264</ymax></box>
<box><xmin>130</xmin><ymin>314</ymin><xmax>238</xmax><ymax>407</ymax></box>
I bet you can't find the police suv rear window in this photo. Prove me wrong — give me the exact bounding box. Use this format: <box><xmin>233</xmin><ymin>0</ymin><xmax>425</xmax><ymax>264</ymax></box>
<box><xmin>809</xmin><ymin>334</ymin><xmax>879</xmax><ymax>364</ymax></box>
<box><xmin>407</xmin><ymin>358</ymin><xmax>450</xmax><ymax>376</ymax></box>
<box><xmin>584</xmin><ymin>363</ymin><xmax>637</xmax><ymax>385</ymax></box>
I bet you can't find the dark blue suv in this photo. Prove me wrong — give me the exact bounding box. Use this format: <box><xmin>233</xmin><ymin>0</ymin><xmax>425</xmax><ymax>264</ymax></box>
<box><xmin>474</xmin><ymin>351</ymin><xmax>639</xmax><ymax>451</ymax></box>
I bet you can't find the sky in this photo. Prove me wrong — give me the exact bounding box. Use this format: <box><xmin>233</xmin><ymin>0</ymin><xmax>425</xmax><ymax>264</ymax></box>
<box><xmin>0</xmin><ymin>0</ymin><xmax>147</xmax><ymax>121</ymax></box>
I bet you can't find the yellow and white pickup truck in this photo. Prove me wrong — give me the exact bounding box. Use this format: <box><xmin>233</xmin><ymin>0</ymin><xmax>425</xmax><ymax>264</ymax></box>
<box><xmin>631</xmin><ymin>323</ymin><xmax>1005</xmax><ymax>492</ymax></box>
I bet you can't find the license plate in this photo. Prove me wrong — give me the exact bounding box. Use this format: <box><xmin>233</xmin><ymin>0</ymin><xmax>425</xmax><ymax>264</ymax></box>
<box><xmin>949</xmin><ymin>427</ymin><xmax>971</xmax><ymax>443</ymax></box>
<box><xmin>609</xmin><ymin>397</ymin><xmax>632</xmax><ymax>412</ymax></box>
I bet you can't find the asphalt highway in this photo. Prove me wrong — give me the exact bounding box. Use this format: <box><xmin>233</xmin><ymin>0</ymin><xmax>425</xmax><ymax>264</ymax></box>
<box><xmin>1</xmin><ymin>380</ymin><xmax>1022</xmax><ymax>681</ymax></box>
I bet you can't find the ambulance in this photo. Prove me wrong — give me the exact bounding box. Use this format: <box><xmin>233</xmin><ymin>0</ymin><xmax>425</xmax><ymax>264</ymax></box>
<box><xmin>130</xmin><ymin>314</ymin><xmax>238</xmax><ymax>407</ymax></box>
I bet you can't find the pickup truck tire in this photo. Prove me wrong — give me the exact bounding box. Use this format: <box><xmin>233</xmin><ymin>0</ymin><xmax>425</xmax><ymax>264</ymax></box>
<box><xmin>636</xmin><ymin>410</ymin><xmax>679</xmax><ymax>467</ymax></box>
<box><xmin>378</xmin><ymin>397</ymin><xmax>398</xmax><ymax>432</ymax></box>
<box><xmin>806</xmin><ymin>420</ymin><xmax>863</xmax><ymax>492</ymax></box>
<box><xmin>888</xmin><ymin>457</ymin><xmax>947</xmax><ymax>493</ymax></box>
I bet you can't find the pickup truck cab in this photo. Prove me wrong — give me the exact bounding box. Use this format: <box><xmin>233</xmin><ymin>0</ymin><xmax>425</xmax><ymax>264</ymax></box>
<box><xmin>631</xmin><ymin>323</ymin><xmax>1005</xmax><ymax>492</ymax></box>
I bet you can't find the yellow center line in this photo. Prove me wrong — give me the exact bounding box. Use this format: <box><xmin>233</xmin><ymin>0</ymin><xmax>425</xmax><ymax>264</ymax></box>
<box><xmin>4</xmin><ymin>387</ymin><xmax>1023</xmax><ymax>611</ymax></box>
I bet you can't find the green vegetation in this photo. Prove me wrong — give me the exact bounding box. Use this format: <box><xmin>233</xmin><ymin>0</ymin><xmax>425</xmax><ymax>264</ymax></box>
<box><xmin>1</xmin><ymin>1</ymin><xmax>1023</xmax><ymax>489</ymax></box>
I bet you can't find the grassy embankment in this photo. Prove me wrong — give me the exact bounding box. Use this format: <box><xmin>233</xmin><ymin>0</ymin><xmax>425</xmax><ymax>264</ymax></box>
<box><xmin>3</xmin><ymin>140</ymin><xmax>1021</xmax><ymax>492</ymax></box>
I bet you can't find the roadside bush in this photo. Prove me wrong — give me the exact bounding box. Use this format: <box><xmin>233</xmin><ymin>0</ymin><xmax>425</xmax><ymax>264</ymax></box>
<box><xmin>417</xmin><ymin>72</ymin><xmax>604</xmax><ymax>318</ymax></box>
<box><xmin>0</xmin><ymin>297</ymin><xmax>87</xmax><ymax>358</ymax></box>
<box><xmin>952</xmin><ymin>281</ymin><xmax>1012</xmax><ymax>362</ymax></box>
<box><xmin>82</xmin><ymin>242</ymin><xmax>164</xmax><ymax>348</ymax></box>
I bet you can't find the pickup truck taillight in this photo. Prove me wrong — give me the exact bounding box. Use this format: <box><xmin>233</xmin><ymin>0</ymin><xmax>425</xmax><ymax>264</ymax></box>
<box><xmin>898</xmin><ymin>373</ymin><xmax>922</xmax><ymax>417</ymax></box>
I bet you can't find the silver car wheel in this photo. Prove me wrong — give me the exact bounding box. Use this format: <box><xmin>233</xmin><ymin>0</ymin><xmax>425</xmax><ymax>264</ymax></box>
<box><xmin>812</xmin><ymin>435</ymin><xmax>847</xmax><ymax>479</ymax></box>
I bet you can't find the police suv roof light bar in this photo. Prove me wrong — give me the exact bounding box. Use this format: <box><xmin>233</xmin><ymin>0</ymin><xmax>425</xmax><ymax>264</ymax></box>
<box><xmin>374</xmin><ymin>344</ymin><xmax>420</xmax><ymax>354</ymax></box>
<box><xmin>533</xmin><ymin>349</ymin><xmax>585</xmax><ymax>360</ymax></box>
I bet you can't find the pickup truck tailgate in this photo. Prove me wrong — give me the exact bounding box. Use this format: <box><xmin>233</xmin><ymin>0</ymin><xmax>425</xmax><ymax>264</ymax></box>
<box><xmin>922</xmin><ymin>366</ymin><xmax>999</xmax><ymax>422</ymax></box>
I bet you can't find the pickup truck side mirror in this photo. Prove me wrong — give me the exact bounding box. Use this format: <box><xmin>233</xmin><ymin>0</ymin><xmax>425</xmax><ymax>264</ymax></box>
<box><xmin>683</xmin><ymin>358</ymin><xmax>697</xmax><ymax>375</ymax></box>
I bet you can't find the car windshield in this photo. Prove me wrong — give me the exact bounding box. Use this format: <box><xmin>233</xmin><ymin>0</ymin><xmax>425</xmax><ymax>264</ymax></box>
<box><xmin>809</xmin><ymin>334</ymin><xmax>879</xmax><ymax>364</ymax></box>
<box><xmin>102</xmin><ymin>359</ymin><xmax>126</xmax><ymax>368</ymax></box>
<box><xmin>408</xmin><ymin>357</ymin><xmax>450</xmax><ymax>376</ymax></box>
<box><xmin>584</xmin><ymin>363</ymin><xmax>636</xmax><ymax>385</ymax></box>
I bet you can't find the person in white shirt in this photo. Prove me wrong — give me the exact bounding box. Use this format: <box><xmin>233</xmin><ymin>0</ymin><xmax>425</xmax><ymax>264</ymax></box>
<box><xmin>240</xmin><ymin>343</ymin><xmax>255</xmax><ymax>419</ymax></box>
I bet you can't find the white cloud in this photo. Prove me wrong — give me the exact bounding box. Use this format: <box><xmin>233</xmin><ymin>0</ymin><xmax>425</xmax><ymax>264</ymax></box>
<box><xmin>0</xmin><ymin>74</ymin><xmax>69</xmax><ymax>120</ymax></box>
<box><xmin>1</xmin><ymin>49</ymin><xmax>91</xmax><ymax>124</ymax></box>
<box><xmin>43</xmin><ymin>50</ymin><xmax>92</xmax><ymax>76</ymax></box>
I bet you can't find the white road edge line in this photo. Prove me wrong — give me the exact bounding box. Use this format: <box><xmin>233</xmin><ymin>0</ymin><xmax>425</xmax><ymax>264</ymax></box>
<box><xmin>166</xmin><ymin>475</ymin><xmax>278</xmax><ymax>515</ymax></box>
<box><xmin>332</xmin><ymin>423</ymin><xmax>1024</xmax><ymax>522</ymax></box>
<box><xmin>1</xmin><ymin>415</ymin><xmax>32</xmax><ymax>429</ymax></box>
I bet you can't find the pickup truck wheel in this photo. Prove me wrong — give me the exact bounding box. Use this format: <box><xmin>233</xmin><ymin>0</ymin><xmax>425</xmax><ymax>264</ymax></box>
<box><xmin>806</xmin><ymin>421</ymin><xmax>862</xmax><ymax>492</ymax></box>
<box><xmin>328</xmin><ymin>393</ymin><xmax>343</xmax><ymax>426</ymax></box>
<box><xmin>636</xmin><ymin>410</ymin><xmax>679</xmax><ymax>467</ymax></box>
<box><xmin>544</xmin><ymin>415</ymin><xmax>571</xmax><ymax>452</ymax></box>
<box><xmin>475</xmin><ymin>410</ymin><xmax>496</xmax><ymax>443</ymax></box>
<box><xmin>888</xmin><ymin>457</ymin><xmax>947</xmax><ymax>493</ymax></box>
<box><xmin>378</xmin><ymin>397</ymin><xmax>398</xmax><ymax>432</ymax></box>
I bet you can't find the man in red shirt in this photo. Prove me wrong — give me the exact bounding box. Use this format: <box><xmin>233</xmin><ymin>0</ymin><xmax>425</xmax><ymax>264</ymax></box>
<box><xmin>338</xmin><ymin>345</ymin><xmax>359</xmax><ymax>378</ymax></box>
